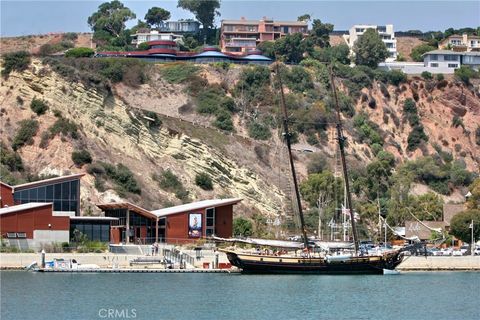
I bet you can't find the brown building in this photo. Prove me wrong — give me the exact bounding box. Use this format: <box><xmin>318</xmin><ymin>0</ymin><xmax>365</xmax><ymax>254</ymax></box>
<box><xmin>98</xmin><ymin>198</ymin><xmax>242</xmax><ymax>245</ymax></box>
<box><xmin>0</xmin><ymin>182</ymin><xmax>14</xmax><ymax>207</ymax></box>
<box><xmin>220</xmin><ymin>17</ymin><xmax>308</xmax><ymax>54</ymax></box>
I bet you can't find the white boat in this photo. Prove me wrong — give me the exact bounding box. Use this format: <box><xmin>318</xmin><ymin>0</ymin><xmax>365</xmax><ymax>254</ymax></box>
<box><xmin>27</xmin><ymin>258</ymin><xmax>100</xmax><ymax>271</ymax></box>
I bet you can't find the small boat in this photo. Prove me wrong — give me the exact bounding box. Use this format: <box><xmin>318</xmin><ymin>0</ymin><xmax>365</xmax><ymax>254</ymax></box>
<box><xmin>27</xmin><ymin>258</ymin><xmax>100</xmax><ymax>271</ymax></box>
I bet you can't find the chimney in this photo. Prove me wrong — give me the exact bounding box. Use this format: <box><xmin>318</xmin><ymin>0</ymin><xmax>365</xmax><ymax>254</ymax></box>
<box><xmin>462</xmin><ymin>33</ymin><xmax>468</xmax><ymax>45</ymax></box>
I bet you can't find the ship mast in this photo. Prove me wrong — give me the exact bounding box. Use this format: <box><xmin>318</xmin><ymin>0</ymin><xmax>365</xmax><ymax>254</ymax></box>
<box><xmin>328</xmin><ymin>65</ymin><xmax>360</xmax><ymax>253</ymax></box>
<box><xmin>275</xmin><ymin>62</ymin><xmax>309</xmax><ymax>249</ymax></box>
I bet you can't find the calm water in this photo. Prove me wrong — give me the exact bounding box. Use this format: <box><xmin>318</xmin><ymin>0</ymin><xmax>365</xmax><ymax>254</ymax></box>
<box><xmin>1</xmin><ymin>271</ymin><xmax>479</xmax><ymax>320</ymax></box>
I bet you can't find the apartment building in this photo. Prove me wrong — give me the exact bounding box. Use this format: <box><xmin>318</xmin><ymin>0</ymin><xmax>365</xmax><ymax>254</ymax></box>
<box><xmin>220</xmin><ymin>17</ymin><xmax>308</xmax><ymax>54</ymax></box>
<box><xmin>344</xmin><ymin>24</ymin><xmax>397</xmax><ymax>61</ymax></box>
<box><xmin>439</xmin><ymin>33</ymin><xmax>480</xmax><ymax>52</ymax></box>
<box><xmin>163</xmin><ymin>20</ymin><xmax>200</xmax><ymax>33</ymax></box>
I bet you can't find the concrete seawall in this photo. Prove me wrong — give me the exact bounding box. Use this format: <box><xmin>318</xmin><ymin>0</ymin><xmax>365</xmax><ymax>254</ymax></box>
<box><xmin>397</xmin><ymin>256</ymin><xmax>480</xmax><ymax>271</ymax></box>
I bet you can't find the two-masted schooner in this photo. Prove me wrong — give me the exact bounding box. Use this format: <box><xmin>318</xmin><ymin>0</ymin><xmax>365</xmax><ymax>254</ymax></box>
<box><xmin>220</xmin><ymin>63</ymin><xmax>407</xmax><ymax>274</ymax></box>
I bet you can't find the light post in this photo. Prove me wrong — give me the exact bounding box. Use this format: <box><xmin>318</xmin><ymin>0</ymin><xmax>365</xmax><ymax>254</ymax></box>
<box><xmin>470</xmin><ymin>220</ymin><xmax>475</xmax><ymax>256</ymax></box>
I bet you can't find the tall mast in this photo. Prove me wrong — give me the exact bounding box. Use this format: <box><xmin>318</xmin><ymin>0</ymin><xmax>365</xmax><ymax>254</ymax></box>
<box><xmin>328</xmin><ymin>65</ymin><xmax>359</xmax><ymax>253</ymax></box>
<box><xmin>275</xmin><ymin>62</ymin><xmax>309</xmax><ymax>249</ymax></box>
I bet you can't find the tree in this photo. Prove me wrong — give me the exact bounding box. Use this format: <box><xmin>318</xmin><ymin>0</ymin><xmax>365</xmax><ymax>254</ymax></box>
<box><xmin>177</xmin><ymin>0</ymin><xmax>220</xmax><ymax>30</ymax></box>
<box><xmin>309</xmin><ymin>19</ymin><xmax>333</xmax><ymax>48</ymax></box>
<box><xmin>1</xmin><ymin>51</ymin><xmax>30</xmax><ymax>77</ymax></box>
<box><xmin>297</xmin><ymin>14</ymin><xmax>311</xmax><ymax>22</ymax></box>
<box><xmin>130</xmin><ymin>19</ymin><xmax>149</xmax><ymax>34</ymax></box>
<box><xmin>145</xmin><ymin>7</ymin><xmax>171</xmax><ymax>29</ymax></box>
<box><xmin>300</xmin><ymin>171</ymin><xmax>343</xmax><ymax>207</ymax></box>
<box><xmin>65</xmin><ymin>47</ymin><xmax>95</xmax><ymax>58</ymax></box>
<box><xmin>87</xmin><ymin>0</ymin><xmax>136</xmax><ymax>38</ymax></box>
<box><xmin>454</xmin><ymin>65</ymin><xmax>479</xmax><ymax>85</ymax></box>
<box><xmin>313</xmin><ymin>44</ymin><xmax>350</xmax><ymax>64</ymax></box>
<box><xmin>466</xmin><ymin>178</ymin><xmax>480</xmax><ymax>210</ymax></box>
<box><xmin>353</xmin><ymin>29</ymin><xmax>389</xmax><ymax>68</ymax></box>
<box><xmin>449</xmin><ymin>209</ymin><xmax>480</xmax><ymax>243</ymax></box>
<box><xmin>274</xmin><ymin>32</ymin><xmax>313</xmax><ymax>63</ymax></box>
<box><xmin>233</xmin><ymin>217</ymin><xmax>253</xmax><ymax>237</ymax></box>
<box><xmin>410</xmin><ymin>44</ymin><xmax>436</xmax><ymax>62</ymax></box>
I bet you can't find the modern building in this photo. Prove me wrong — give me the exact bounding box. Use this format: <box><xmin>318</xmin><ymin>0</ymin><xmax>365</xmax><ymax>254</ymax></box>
<box><xmin>163</xmin><ymin>20</ymin><xmax>200</xmax><ymax>33</ymax></box>
<box><xmin>96</xmin><ymin>42</ymin><xmax>273</xmax><ymax>65</ymax></box>
<box><xmin>131</xmin><ymin>30</ymin><xmax>184</xmax><ymax>47</ymax></box>
<box><xmin>439</xmin><ymin>33</ymin><xmax>480</xmax><ymax>52</ymax></box>
<box><xmin>379</xmin><ymin>50</ymin><xmax>480</xmax><ymax>74</ymax></box>
<box><xmin>220</xmin><ymin>17</ymin><xmax>308</xmax><ymax>54</ymax></box>
<box><xmin>98</xmin><ymin>198</ymin><xmax>242</xmax><ymax>245</ymax></box>
<box><xmin>0</xmin><ymin>175</ymin><xmax>117</xmax><ymax>249</ymax></box>
<box><xmin>344</xmin><ymin>24</ymin><xmax>397</xmax><ymax>61</ymax></box>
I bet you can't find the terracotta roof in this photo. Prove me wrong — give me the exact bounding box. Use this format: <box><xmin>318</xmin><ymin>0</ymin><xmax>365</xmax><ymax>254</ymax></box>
<box><xmin>13</xmin><ymin>173</ymin><xmax>84</xmax><ymax>191</ymax></box>
<box><xmin>152</xmin><ymin>198</ymin><xmax>242</xmax><ymax>217</ymax></box>
<box><xmin>0</xmin><ymin>202</ymin><xmax>52</xmax><ymax>215</ymax></box>
<box><xmin>96</xmin><ymin>202</ymin><xmax>157</xmax><ymax>220</ymax></box>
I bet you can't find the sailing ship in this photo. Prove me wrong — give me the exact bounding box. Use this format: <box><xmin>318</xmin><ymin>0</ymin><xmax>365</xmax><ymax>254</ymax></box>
<box><xmin>220</xmin><ymin>63</ymin><xmax>408</xmax><ymax>274</ymax></box>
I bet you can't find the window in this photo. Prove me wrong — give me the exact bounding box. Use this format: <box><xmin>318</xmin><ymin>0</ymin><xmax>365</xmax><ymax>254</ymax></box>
<box><xmin>444</xmin><ymin>55</ymin><xmax>458</xmax><ymax>61</ymax></box>
<box><xmin>54</xmin><ymin>183</ymin><xmax>62</xmax><ymax>199</ymax></box>
<box><xmin>38</xmin><ymin>187</ymin><xmax>46</xmax><ymax>200</ymax></box>
<box><xmin>448</xmin><ymin>64</ymin><xmax>458</xmax><ymax>68</ymax></box>
<box><xmin>430</xmin><ymin>55</ymin><xmax>438</xmax><ymax>61</ymax></box>
<box><xmin>430</xmin><ymin>63</ymin><xmax>439</xmax><ymax>67</ymax></box>
<box><xmin>206</xmin><ymin>208</ymin><xmax>215</xmax><ymax>237</ymax></box>
<box><xmin>46</xmin><ymin>185</ymin><xmax>53</xmax><ymax>200</ymax></box>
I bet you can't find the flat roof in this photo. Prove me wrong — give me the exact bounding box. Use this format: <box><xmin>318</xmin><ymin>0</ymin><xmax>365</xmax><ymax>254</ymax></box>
<box><xmin>14</xmin><ymin>173</ymin><xmax>85</xmax><ymax>191</ymax></box>
<box><xmin>0</xmin><ymin>202</ymin><xmax>52</xmax><ymax>215</ymax></box>
<box><xmin>70</xmin><ymin>216</ymin><xmax>119</xmax><ymax>221</ymax></box>
<box><xmin>96</xmin><ymin>202</ymin><xmax>157</xmax><ymax>220</ymax></box>
<box><xmin>423</xmin><ymin>50</ymin><xmax>480</xmax><ymax>57</ymax></box>
<box><xmin>152</xmin><ymin>198</ymin><xmax>242</xmax><ymax>217</ymax></box>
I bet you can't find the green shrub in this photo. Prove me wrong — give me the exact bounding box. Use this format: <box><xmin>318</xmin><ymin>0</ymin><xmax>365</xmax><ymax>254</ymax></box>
<box><xmin>476</xmin><ymin>127</ymin><xmax>480</xmax><ymax>146</ymax></box>
<box><xmin>452</xmin><ymin>115</ymin><xmax>464</xmax><ymax>129</ymax></box>
<box><xmin>421</xmin><ymin>71</ymin><xmax>433</xmax><ymax>80</ymax></box>
<box><xmin>153</xmin><ymin>169</ymin><xmax>189</xmax><ymax>202</ymax></box>
<box><xmin>49</xmin><ymin>117</ymin><xmax>78</xmax><ymax>139</ymax></box>
<box><xmin>454</xmin><ymin>65</ymin><xmax>478</xmax><ymax>85</ymax></box>
<box><xmin>386</xmin><ymin>70</ymin><xmax>407</xmax><ymax>86</ymax></box>
<box><xmin>30</xmin><ymin>98</ymin><xmax>49</xmax><ymax>115</ymax></box>
<box><xmin>353</xmin><ymin>112</ymin><xmax>383</xmax><ymax>146</ymax></box>
<box><xmin>39</xmin><ymin>41</ymin><xmax>74</xmax><ymax>56</ymax></box>
<box><xmin>410</xmin><ymin>44</ymin><xmax>436</xmax><ymax>62</ymax></box>
<box><xmin>71</xmin><ymin>150</ymin><xmax>93</xmax><ymax>166</ymax></box>
<box><xmin>436</xmin><ymin>74</ymin><xmax>444</xmax><ymax>81</ymax></box>
<box><xmin>12</xmin><ymin>119</ymin><xmax>39</xmax><ymax>150</ymax></box>
<box><xmin>248</xmin><ymin>122</ymin><xmax>272</xmax><ymax>140</ymax></box>
<box><xmin>160</xmin><ymin>63</ymin><xmax>200</xmax><ymax>83</ymax></box>
<box><xmin>2</xmin><ymin>51</ymin><xmax>31</xmax><ymax>77</ymax></box>
<box><xmin>63</xmin><ymin>32</ymin><xmax>78</xmax><ymax>41</ymax></box>
<box><xmin>137</xmin><ymin>42</ymin><xmax>150</xmax><ymax>50</ymax></box>
<box><xmin>407</xmin><ymin>125</ymin><xmax>428</xmax><ymax>151</ymax></box>
<box><xmin>65</xmin><ymin>47</ymin><xmax>95</xmax><ymax>58</ymax></box>
<box><xmin>233</xmin><ymin>217</ymin><xmax>253</xmax><ymax>236</ymax></box>
<box><xmin>213</xmin><ymin>110</ymin><xmax>234</xmax><ymax>131</ymax></box>
<box><xmin>0</xmin><ymin>143</ymin><xmax>24</xmax><ymax>171</ymax></box>
<box><xmin>101</xmin><ymin>162</ymin><xmax>141</xmax><ymax>195</ymax></box>
<box><xmin>195</xmin><ymin>172</ymin><xmax>213</xmax><ymax>190</ymax></box>
<box><xmin>284</xmin><ymin>66</ymin><xmax>314</xmax><ymax>93</ymax></box>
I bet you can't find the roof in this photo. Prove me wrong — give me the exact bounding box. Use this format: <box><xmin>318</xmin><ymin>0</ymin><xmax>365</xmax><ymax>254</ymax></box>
<box><xmin>13</xmin><ymin>173</ymin><xmax>84</xmax><ymax>191</ymax></box>
<box><xmin>242</xmin><ymin>54</ymin><xmax>272</xmax><ymax>61</ymax></box>
<box><xmin>96</xmin><ymin>202</ymin><xmax>157</xmax><ymax>220</ymax></box>
<box><xmin>152</xmin><ymin>198</ymin><xmax>242</xmax><ymax>217</ymax></box>
<box><xmin>405</xmin><ymin>221</ymin><xmax>446</xmax><ymax>240</ymax></box>
<box><xmin>194</xmin><ymin>51</ymin><xmax>229</xmax><ymax>58</ymax></box>
<box><xmin>0</xmin><ymin>181</ymin><xmax>13</xmax><ymax>190</ymax></box>
<box><xmin>70</xmin><ymin>216</ymin><xmax>119</xmax><ymax>221</ymax></box>
<box><xmin>423</xmin><ymin>50</ymin><xmax>462</xmax><ymax>56</ymax></box>
<box><xmin>0</xmin><ymin>202</ymin><xmax>52</xmax><ymax>215</ymax></box>
<box><xmin>443</xmin><ymin>203</ymin><xmax>465</xmax><ymax>225</ymax></box>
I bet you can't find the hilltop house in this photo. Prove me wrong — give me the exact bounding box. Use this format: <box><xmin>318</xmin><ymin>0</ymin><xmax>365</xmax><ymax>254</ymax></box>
<box><xmin>220</xmin><ymin>17</ymin><xmax>308</xmax><ymax>54</ymax></box>
<box><xmin>439</xmin><ymin>33</ymin><xmax>480</xmax><ymax>52</ymax></box>
<box><xmin>343</xmin><ymin>24</ymin><xmax>397</xmax><ymax>61</ymax></box>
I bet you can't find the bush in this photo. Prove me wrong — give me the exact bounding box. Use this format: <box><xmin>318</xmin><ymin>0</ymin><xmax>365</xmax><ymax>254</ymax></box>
<box><xmin>248</xmin><ymin>122</ymin><xmax>272</xmax><ymax>140</ymax></box>
<box><xmin>12</xmin><ymin>119</ymin><xmax>39</xmax><ymax>151</ymax></box>
<box><xmin>39</xmin><ymin>41</ymin><xmax>74</xmax><ymax>56</ymax></box>
<box><xmin>475</xmin><ymin>127</ymin><xmax>480</xmax><ymax>146</ymax></box>
<box><xmin>233</xmin><ymin>217</ymin><xmax>253</xmax><ymax>236</ymax></box>
<box><xmin>353</xmin><ymin>112</ymin><xmax>383</xmax><ymax>146</ymax></box>
<box><xmin>65</xmin><ymin>47</ymin><xmax>95</xmax><ymax>58</ymax></box>
<box><xmin>153</xmin><ymin>169</ymin><xmax>189</xmax><ymax>202</ymax></box>
<box><xmin>421</xmin><ymin>71</ymin><xmax>433</xmax><ymax>80</ymax></box>
<box><xmin>454</xmin><ymin>65</ymin><xmax>478</xmax><ymax>85</ymax></box>
<box><xmin>195</xmin><ymin>172</ymin><xmax>213</xmax><ymax>190</ymax></box>
<box><xmin>49</xmin><ymin>117</ymin><xmax>78</xmax><ymax>139</ymax></box>
<box><xmin>449</xmin><ymin>209</ymin><xmax>480</xmax><ymax>243</ymax></box>
<box><xmin>410</xmin><ymin>44</ymin><xmax>436</xmax><ymax>62</ymax></box>
<box><xmin>407</xmin><ymin>125</ymin><xmax>428</xmax><ymax>151</ymax></box>
<box><xmin>1</xmin><ymin>51</ymin><xmax>31</xmax><ymax>77</ymax></box>
<box><xmin>386</xmin><ymin>70</ymin><xmax>407</xmax><ymax>86</ymax></box>
<box><xmin>160</xmin><ymin>63</ymin><xmax>200</xmax><ymax>83</ymax></box>
<box><xmin>30</xmin><ymin>98</ymin><xmax>49</xmax><ymax>115</ymax></box>
<box><xmin>284</xmin><ymin>66</ymin><xmax>314</xmax><ymax>93</ymax></box>
<box><xmin>436</xmin><ymin>74</ymin><xmax>444</xmax><ymax>81</ymax></box>
<box><xmin>71</xmin><ymin>150</ymin><xmax>93</xmax><ymax>166</ymax></box>
<box><xmin>0</xmin><ymin>144</ymin><xmax>24</xmax><ymax>171</ymax></box>
<box><xmin>213</xmin><ymin>110</ymin><xmax>234</xmax><ymax>131</ymax></box>
<box><xmin>63</xmin><ymin>32</ymin><xmax>78</xmax><ymax>41</ymax></box>
<box><xmin>101</xmin><ymin>162</ymin><xmax>141</xmax><ymax>194</ymax></box>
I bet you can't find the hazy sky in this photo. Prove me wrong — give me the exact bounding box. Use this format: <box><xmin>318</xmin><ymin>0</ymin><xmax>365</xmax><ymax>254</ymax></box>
<box><xmin>1</xmin><ymin>0</ymin><xmax>479</xmax><ymax>37</ymax></box>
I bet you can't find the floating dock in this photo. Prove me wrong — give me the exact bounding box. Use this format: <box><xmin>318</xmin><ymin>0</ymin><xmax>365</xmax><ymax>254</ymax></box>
<box><xmin>36</xmin><ymin>268</ymin><xmax>240</xmax><ymax>273</ymax></box>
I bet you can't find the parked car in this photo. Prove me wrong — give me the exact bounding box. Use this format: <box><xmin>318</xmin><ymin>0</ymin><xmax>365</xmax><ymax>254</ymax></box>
<box><xmin>460</xmin><ymin>245</ymin><xmax>469</xmax><ymax>255</ymax></box>
<box><xmin>474</xmin><ymin>247</ymin><xmax>480</xmax><ymax>255</ymax></box>
<box><xmin>452</xmin><ymin>249</ymin><xmax>463</xmax><ymax>256</ymax></box>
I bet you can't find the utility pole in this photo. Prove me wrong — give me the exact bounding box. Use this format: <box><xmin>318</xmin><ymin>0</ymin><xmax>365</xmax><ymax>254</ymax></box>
<box><xmin>471</xmin><ymin>220</ymin><xmax>475</xmax><ymax>256</ymax></box>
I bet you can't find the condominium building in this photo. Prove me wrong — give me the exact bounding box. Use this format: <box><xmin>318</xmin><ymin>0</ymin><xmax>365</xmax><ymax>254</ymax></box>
<box><xmin>439</xmin><ymin>33</ymin><xmax>480</xmax><ymax>52</ymax></box>
<box><xmin>163</xmin><ymin>20</ymin><xmax>200</xmax><ymax>33</ymax></box>
<box><xmin>220</xmin><ymin>17</ymin><xmax>308</xmax><ymax>54</ymax></box>
<box><xmin>344</xmin><ymin>24</ymin><xmax>397</xmax><ymax>61</ymax></box>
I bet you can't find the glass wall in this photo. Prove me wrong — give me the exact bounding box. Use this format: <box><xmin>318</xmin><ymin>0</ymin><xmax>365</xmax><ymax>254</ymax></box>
<box><xmin>70</xmin><ymin>220</ymin><xmax>110</xmax><ymax>242</ymax></box>
<box><xmin>13</xmin><ymin>179</ymin><xmax>80</xmax><ymax>215</ymax></box>
<box><xmin>206</xmin><ymin>208</ymin><xmax>215</xmax><ymax>237</ymax></box>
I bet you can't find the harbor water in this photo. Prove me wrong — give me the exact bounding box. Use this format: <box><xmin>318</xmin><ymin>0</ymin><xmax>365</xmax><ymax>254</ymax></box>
<box><xmin>1</xmin><ymin>271</ymin><xmax>478</xmax><ymax>320</ymax></box>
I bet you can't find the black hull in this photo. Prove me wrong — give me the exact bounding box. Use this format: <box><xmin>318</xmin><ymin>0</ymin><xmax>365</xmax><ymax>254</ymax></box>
<box><xmin>225</xmin><ymin>251</ymin><xmax>403</xmax><ymax>275</ymax></box>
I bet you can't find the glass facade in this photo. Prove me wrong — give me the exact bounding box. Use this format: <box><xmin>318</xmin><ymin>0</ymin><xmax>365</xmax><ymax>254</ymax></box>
<box><xmin>105</xmin><ymin>208</ymin><xmax>159</xmax><ymax>243</ymax></box>
<box><xmin>206</xmin><ymin>208</ymin><xmax>215</xmax><ymax>237</ymax></box>
<box><xmin>13</xmin><ymin>179</ymin><xmax>80</xmax><ymax>215</ymax></box>
<box><xmin>70</xmin><ymin>220</ymin><xmax>111</xmax><ymax>242</ymax></box>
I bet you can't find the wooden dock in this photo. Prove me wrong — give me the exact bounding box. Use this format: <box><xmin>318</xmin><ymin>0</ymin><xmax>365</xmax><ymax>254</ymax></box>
<box><xmin>36</xmin><ymin>268</ymin><xmax>240</xmax><ymax>273</ymax></box>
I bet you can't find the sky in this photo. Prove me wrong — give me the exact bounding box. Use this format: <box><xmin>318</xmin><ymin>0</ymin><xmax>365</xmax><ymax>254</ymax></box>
<box><xmin>1</xmin><ymin>0</ymin><xmax>479</xmax><ymax>37</ymax></box>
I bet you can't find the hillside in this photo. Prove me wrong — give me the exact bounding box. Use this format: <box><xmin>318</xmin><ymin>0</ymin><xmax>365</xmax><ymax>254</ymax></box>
<box><xmin>0</xmin><ymin>56</ymin><xmax>479</xmax><ymax>234</ymax></box>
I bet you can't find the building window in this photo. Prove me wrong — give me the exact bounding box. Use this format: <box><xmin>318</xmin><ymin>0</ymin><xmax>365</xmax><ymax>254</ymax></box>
<box><xmin>430</xmin><ymin>63</ymin><xmax>439</xmax><ymax>67</ymax></box>
<box><xmin>444</xmin><ymin>55</ymin><xmax>458</xmax><ymax>61</ymax></box>
<box><xmin>206</xmin><ymin>208</ymin><xmax>215</xmax><ymax>237</ymax></box>
<box><xmin>448</xmin><ymin>64</ymin><xmax>458</xmax><ymax>68</ymax></box>
<box><xmin>430</xmin><ymin>55</ymin><xmax>438</xmax><ymax>61</ymax></box>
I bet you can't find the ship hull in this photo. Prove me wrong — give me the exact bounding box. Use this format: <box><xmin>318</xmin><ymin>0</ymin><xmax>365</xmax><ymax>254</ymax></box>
<box><xmin>223</xmin><ymin>251</ymin><xmax>403</xmax><ymax>275</ymax></box>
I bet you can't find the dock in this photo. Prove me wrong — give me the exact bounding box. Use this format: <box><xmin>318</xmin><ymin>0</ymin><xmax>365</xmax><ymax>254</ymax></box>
<box><xmin>36</xmin><ymin>268</ymin><xmax>240</xmax><ymax>273</ymax></box>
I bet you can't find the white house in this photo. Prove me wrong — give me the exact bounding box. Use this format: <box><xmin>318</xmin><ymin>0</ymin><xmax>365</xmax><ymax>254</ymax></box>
<box><xmin>131</xmin><ymin>30</ymin><xmax>184</xmax><ymax>47</ymax></box>
<box><xmin>344</xmin><ymin>24</ymin><xmax>397</xmax><ymax>62</ymax></box>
